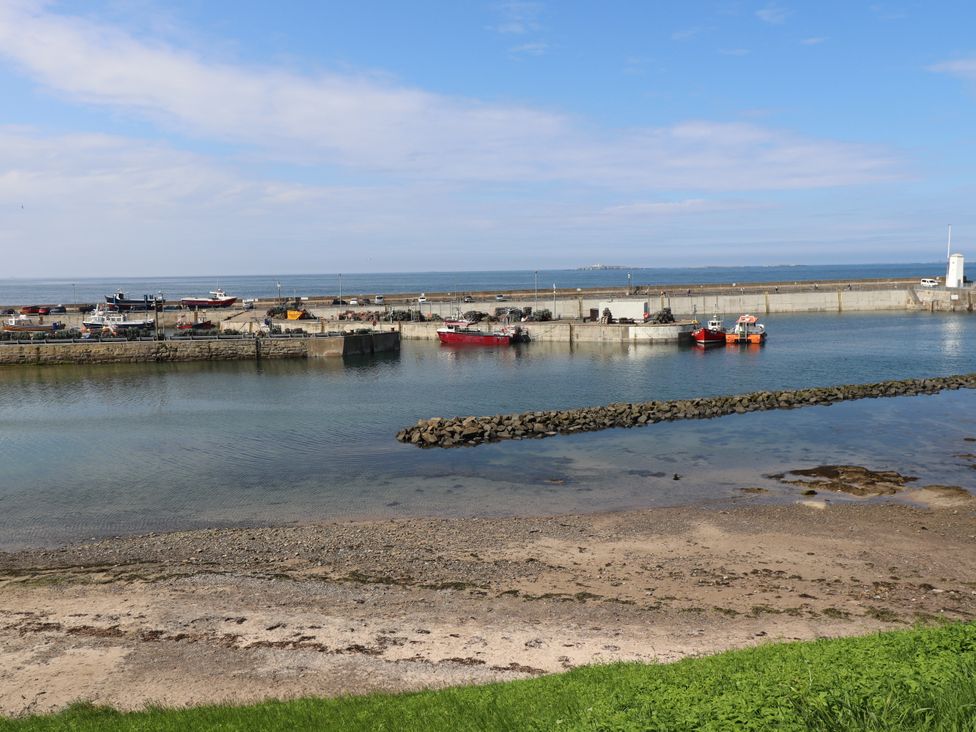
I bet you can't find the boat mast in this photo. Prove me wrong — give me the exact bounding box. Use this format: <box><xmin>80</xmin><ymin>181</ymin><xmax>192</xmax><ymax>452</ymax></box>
<box><xmin>947</xmin><ymin>224</ymin><xmax>952</xmax><ymax>261</ymax></box>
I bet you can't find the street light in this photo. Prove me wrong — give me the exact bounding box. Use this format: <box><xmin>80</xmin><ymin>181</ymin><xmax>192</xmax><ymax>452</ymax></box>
<box><xmin>338</xmin><ymin>273</ymin><xmax>342</xmax><ymax>304</ymax></box>
<box><xmin>275</xmin><ymin>280</ymin><xmax>282</xmax><ymax>304</ymax></box>
<box><xmin>534</xmin><ymin>271</ymin><xmax>538</xmax><ymax>310</ymax></box>
<box><xmin>552</xmin><ymin>283</ymin><xmax>556</xmax><ymax>320</ymax></box>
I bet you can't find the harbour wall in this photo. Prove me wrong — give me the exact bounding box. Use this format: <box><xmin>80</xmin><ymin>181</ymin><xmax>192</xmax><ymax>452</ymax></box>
<box><xmin>263</xmin><ymin>285</ymin><xmax>972</xmax><ymax>322</ymax></box>
<box><xmin>0</xmin><ymin>332</ymin><xmax>400</xmax><ymax>366</ymax></box>
<box><xmin>395</xmin><ymin>321</ymin><xmax>694</xmax><ymax>343</ymax></box>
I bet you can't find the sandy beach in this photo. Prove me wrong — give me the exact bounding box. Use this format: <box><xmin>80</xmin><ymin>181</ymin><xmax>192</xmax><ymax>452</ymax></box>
<box><xmin>1</xmin><ymin>483</ymin><xmax>974</xmax><ymax>716</ymax></box>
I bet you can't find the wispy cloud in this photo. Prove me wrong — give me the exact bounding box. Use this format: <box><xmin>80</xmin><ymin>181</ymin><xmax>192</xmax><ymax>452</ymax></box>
<box><xmin>0</xmin><ymin>3</ymin><xmax>896</xmax><ymax>193</ymax></box>
<box><xmin>929</xmin><ymin>56</ymin><xmax>976</xmax><ymax>81</ymax></box>
<box><xmin>603</xmin><ymin>199</ymin><xmax>716</xmax><ymax>215</ymax></box>
<box><xmin>509</xmin><ymin>41</ymin><xmax>549</xmax><ymax>57</ymax></box>
<box><xmin>756</xmin><ymin>4</ymin><xmax>790</xmax><ymax>24</ymax></box>
<box><xmin>801</xmin><ymin>36</ymin><xmax>826</xmax><ymax>45</ymax></box>
<box><xmin>719</xmin><ymin>48</ymin><xmax>750</xmax><ymax>56</ymax></box>
<box><xmin>672</xmin><ymin>26</ymin><xmax>707</xmax><ymax>41</ymax></box>
<box><xmin>491</xmin><ymin>1</ymin><xmax>543</xmax><ymax>35</ymax></box>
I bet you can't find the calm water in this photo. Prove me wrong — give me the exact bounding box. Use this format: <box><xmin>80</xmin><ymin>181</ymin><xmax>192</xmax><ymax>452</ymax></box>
<box><xmin>0</xmin><ymin>262</ymin><xmax>942</xmax><ymax>305</ymax></box>
<box><xmin>2</xmin><ymin>310</ymin><xmax>975</xmax><ymax>549</ymax></box>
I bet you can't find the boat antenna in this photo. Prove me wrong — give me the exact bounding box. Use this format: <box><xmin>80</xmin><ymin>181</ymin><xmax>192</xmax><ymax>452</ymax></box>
<box><xmin>947</xmin><ymin>224</ymin><xmax>952</xmax><ymax>261</ymax></box>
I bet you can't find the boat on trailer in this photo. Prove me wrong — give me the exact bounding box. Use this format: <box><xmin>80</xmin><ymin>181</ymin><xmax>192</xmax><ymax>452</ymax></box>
<box><xmin>3</xmin><ymin>315</ymin><xmax>65</xmax><ymax>333</ymax></box>
<box><xmin>83</xmin><ymin>306</ymin><xmax>155</xmax><ymax>332</ymax></box>
<box><xmin>180</xmin><ymin>288</ymin><xmax>237</xmax><ymax>308</ymax></box>
<box><xmin>725</xmin><ymin>314</ymin><xmax>767</xmax><ymax>344</ymax></box>
<box><xmin>105</xmin><ymin>291</ymin><xmax>163</xmax><ymax>311</ymax></box>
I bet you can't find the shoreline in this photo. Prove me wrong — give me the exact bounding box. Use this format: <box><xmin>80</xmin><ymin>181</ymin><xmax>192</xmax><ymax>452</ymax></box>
<box><xmin>2</xmin><ymin>497</ymin><xmax>973</xmax><ymax>715</ymax></box>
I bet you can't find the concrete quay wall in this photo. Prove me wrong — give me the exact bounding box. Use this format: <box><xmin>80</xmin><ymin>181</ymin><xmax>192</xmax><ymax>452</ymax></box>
<box><xmin>395</xmin><ymin>321</ymin><xmax>693</xmax><ymax>343</ymax></box>
<box><xmin>0</xmin><ymin>332</ymin><xmax>400</xmax><ymax>366</ymax></box>
<box><xmin>291</xmin><ymin>284</ymin><xmax>952</xmax><ymax>322</ymax></box>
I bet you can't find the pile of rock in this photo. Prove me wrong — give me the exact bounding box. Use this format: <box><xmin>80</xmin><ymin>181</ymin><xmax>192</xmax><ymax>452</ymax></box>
<box><xmin>396</xmin><ymin>373</ymin><xmax>976</xmax><ymax>448</ymax></box>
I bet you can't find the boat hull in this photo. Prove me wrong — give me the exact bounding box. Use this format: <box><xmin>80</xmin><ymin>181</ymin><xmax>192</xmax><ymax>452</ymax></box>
<box><xmin>3</xmin><ymin>324</ymin><xmax>63</xmax><ymax>333</ymax></box>
<box><xmin>692</xmin><ymin>327</ymin><xmax>726</xmax><ymax>345</ymax></box>
<box><xmin>437</xmin><ymin>329</ymin><xmax>511</xmax><ymax>346</ymax></box>
<box><xmin>725</xmin><ymin>332</ymin><xmax>766</xmax><ymax>344</ymax></box>
<box><xmin>180</xmin><ymin>297</ymin><xmax>237</xmax><ymax>308</ymax></box>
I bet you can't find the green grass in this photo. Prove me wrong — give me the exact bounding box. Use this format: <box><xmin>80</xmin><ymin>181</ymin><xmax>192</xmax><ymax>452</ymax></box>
<box><xmin>4</xmin><ymin>623</ymin><xmax>975</xmax><ymax>731</ymax></box>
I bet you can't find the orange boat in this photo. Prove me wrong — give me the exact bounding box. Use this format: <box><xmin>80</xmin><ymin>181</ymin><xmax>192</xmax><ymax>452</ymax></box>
<box><xmin>725</xmin><ymin>314</ymin><xmax>767</xmax><ymax>344</ymax></box>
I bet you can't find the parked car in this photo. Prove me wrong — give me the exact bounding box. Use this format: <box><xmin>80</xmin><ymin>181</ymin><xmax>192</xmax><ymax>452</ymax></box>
<box><xmin>77</xmin><ymin>304</ymin><xmax>96</xmax><ymax>313</ymax></box>
<box><xmin>348</xmin><ymin>298</ymin><xmax>359</xmax><ymax>306</ymax></box>
<box><xmin>49</xmin><ymin>305</ymin><xmax>66</xmax><ymax>313</ymax></box>
<box><xmin>1</xmin><ymin>308</ymin><xmax>14</xmax><ymax>315</ymax></box>
<box><xmin>331</xmin><ymin>298</ymin><xmax>348</xmax><ymax>305</ymax></box>
<box><xmin>374</xmin><ymin>295</ymin><xmax>384</xmax><ymax>305</ymax></box>
<box><xmin>462</xmin><ymin>296</ymin><xmax>474</xmax><ymax>303</ymax></box>
<box><xmin>20</xmin><ymin>305</ymin><xmax>40</xmax><ymax>314</ymax></box>
<box><xmin>417</xmin><ymin>296</ymin><xmax>428</xmax><ymax>304</ymax></box>
<box><xmin>495</xmin><ymin>294</ymin><xmax>508</xmax><ymax>301</ymax></box>
<box><xmin>920</xmin><ymin>278</ymin><xmax>939</xmax><ymax>288</ymax></box>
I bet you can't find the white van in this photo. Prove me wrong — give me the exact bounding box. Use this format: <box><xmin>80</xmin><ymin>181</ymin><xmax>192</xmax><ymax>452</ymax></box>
<box><xmin>920</xmin><ymin>278</ymin><xmax>939</xmax><ymax>288</ymax></box>
<box><xmin>374</xmin><ymin>295</ymin><xmax>385</xmax><ymax>305</ymax></box>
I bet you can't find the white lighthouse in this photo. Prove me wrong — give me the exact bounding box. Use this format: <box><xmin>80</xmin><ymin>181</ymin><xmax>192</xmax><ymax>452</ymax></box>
<box><xmin>945</xmin><ymin>225</ymin><xmax>965</xmax><ymax>288</ymax></box>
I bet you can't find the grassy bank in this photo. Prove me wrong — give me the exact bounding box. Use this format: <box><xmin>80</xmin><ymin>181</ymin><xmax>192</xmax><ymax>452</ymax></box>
<box><xmin>4</xmin><ymin>623</ymin><xmax>974</xmax><ymax>731</ymax></box>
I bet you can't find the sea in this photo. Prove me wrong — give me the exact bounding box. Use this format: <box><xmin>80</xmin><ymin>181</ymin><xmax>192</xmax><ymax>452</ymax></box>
<box><xmin>0</xmin><ymin>262</ymin><xmax>944</xmax><ymax>305</ymax></box>
<box><xmin>2</xmin><ymin>305</ymin><xmax>976</xmax><ymax>550</ymax></box>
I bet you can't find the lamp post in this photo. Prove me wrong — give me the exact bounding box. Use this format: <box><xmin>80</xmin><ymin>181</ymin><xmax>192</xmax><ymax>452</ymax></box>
<box><xmin>275</xmin><ymin>280</ymin><xmax>281</xmax><ymax>305</ymax></box>
<box><xmin>552</xmin><ymin>283</ymin><xmax>556</xmax><ymax>320</ymax></box>
<box><xmin>338</xmin><ymin>273</ymin><xmax>342</xmax><ymax>304</ymax></box>
<box><xmin>627</xmin><ymin>272</ymin><xmax>632</xmax><ymax>295</ymax></box>
<box><xmin>534</xmin><ymin>270</ymin><xmax>538</xmax><ymax>310</ymax></box>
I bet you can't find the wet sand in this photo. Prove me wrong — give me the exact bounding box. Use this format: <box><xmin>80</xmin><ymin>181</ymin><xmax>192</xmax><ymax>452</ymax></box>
<box><xmin>1</xmin><ymin>495</ymin><xmax>974</xmax><ymax>716</ymax></box>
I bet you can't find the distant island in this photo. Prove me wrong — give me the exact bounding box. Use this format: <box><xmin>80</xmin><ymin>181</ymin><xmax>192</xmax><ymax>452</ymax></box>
<box><xmin>575</xmin><ymin>264</ymin><xmax>636</xmax><ymax>271</ymax></box>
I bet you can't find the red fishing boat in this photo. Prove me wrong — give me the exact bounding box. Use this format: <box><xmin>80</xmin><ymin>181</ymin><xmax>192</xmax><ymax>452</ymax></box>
<box><xmin>692</xmin><ymin>315</ymin><xmax>726</xmax><ymax>346</ymax></box>
<box><xmin>176</xmin><ymin>318</ymin><xmax>214</xmax><ymax>331</ymax></box>
<box><xmin>179</xmin><ymin>288</ymin><xmax>237</xmax><ymax>308</ymax></box>
<box><xmin>437</xmin><ymin>319</ymin><xmax>530</xmax><ymax>345</ymax></box>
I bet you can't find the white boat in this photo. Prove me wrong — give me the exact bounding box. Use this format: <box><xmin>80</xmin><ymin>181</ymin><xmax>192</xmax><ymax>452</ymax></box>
<box><xmin>83</xmin><ymin>306</ymin><xmax>154</xmax><ymax>332</ymax></box>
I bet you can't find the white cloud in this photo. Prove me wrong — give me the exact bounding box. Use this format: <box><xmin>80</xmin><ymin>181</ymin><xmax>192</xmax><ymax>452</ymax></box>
<box><xmin>0</xmin><ymin>3</ymin><xmax>896</xmax><ymax>193</ymax></box>
<box><xmin>672</xmin><ymin>26</ymin><xmax>706</xmax><ymax>41</ymax></box>
<box><xmin>509</xmin><ymin>41</ymin><xmax>549</xmax><ymax>57</ymax></box>
<box><xmin>719</xmin><ymin>48</ymin><xmax>751</xmax><ymax>56</ymax></box>
<box><xmin>756</xmin><ymin>4</ymin><xmax>789</xmax><ymax>24</ymax></box>
<box><xmin>801</xmin><ymin>36</ymin><xmax>826</xmax><ymax>45</ymax></box>
<box><xmin>602</xmin><ymin>199</ymin><xmax>715</xmax><ymax>215</ymax></box>
<box><xmin>929</xmin><ymin>56</ymin><xmax>976</xmax><ymax>81</ymax></box>
<box><xmin>491</xmin><ymin>1</ymin><xmax>543</xmax><ymax>35</ymax></box>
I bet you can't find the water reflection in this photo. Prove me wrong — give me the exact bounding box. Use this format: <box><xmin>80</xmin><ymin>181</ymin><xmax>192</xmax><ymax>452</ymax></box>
<box><xmin>2</xmin><ymin>310</ymin><xmax>976</xmax><ymax>548</ymax></box>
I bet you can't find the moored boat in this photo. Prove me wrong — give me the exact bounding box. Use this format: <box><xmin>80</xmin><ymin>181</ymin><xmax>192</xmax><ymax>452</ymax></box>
<box><xmin>3</xmin><ymin>315</ymin><xmax>65</xmax><ymax>333</ymax></box>
<box><xmin>725</xmin><ymin>314</ymin><xmax>767</xmax><ymax>344</ymax></box>
<box><xmin>692</xmin><ymin>315</ymin><xmax>726</xmax><ymax>346</ymax></box>
<box><xmin>436</xmin><ymin>320</ymin><xmax>530</xmax><ymax>345</ymax></box>
<box><xmin>180</xmin><ymin>289</ymin><xmax>237</xmax><ymax>308</ymax></box>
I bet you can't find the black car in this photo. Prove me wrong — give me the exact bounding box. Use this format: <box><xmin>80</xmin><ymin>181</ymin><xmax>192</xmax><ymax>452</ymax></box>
<box><xmin>77</xmin><ymin>304</ymin><xmax>96</xmax><ymax>313</ymax></box>
<box><xmin>49</xmin><ymin>305</ymin><xmax>67</xmax><ymax>313</ymax></box>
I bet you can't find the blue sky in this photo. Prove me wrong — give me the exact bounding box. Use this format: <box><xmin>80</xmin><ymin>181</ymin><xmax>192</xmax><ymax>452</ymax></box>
<box><xmin>1</xmin><ymin>0</ymin><xmax>975</xmax><ymax>276</ymax></box>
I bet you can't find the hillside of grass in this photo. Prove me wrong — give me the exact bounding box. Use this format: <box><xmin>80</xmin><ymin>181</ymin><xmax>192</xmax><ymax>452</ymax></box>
<box><xmin>3</xmin><ymin>623</ymin><xmax>975</xmax><ymax>731</ymax></box>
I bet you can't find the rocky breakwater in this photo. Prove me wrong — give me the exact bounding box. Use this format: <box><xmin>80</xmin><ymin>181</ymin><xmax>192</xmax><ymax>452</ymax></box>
<box><xmin>396</xmin><ymin>373</ymin><xmax>976</xmax><ymax>448</ymax></box>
